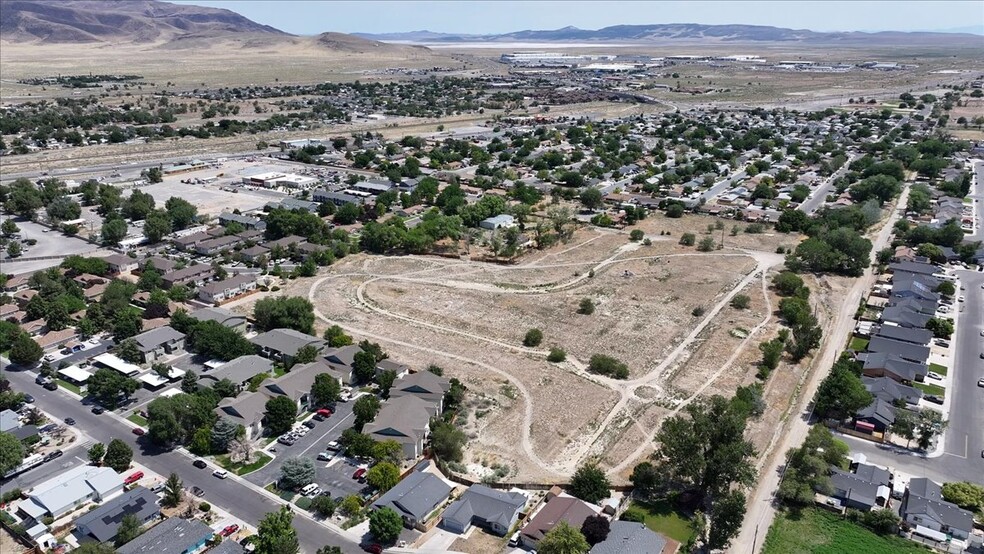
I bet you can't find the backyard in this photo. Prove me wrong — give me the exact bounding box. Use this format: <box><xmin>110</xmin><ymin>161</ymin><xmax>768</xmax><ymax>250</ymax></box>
<box><xmin>626</xmin><ymin>499</ymin><xmax>695</xmax><ymax>545</ymax></box>
<box><xmin>762</xmin><ymin>508</ymin><xmax>932</xmax><ymax>554</ymax></box>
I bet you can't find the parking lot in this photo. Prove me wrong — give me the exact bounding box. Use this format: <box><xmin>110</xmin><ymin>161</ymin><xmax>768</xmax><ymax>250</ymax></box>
<box><xmin>0</xmin><ymin>217</ymin><xmax>103</xmax><ymax>275</ymax></box>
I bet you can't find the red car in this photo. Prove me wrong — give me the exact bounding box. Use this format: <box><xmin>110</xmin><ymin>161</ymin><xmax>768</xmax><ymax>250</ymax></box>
<box><xmin>124</xmin><ymin>471</ymin><xmax>144</xmax><ymax>485</ymax></box>
<box><xmin>352</xmin><ymin>468</ymin><xmax>367</xmax><ymax>480</ymax></box>
<box><xmin>132</xmin><ymin>427</ymin><xmax>145</xmax><ymax>436</ymax></box>
<box><xmin>362</xmin><ymin>545</ymin><xmax>382</xmax><ymax>554</ymax></box>
<box><xmin>219</xmin><ymin>524</ymin><xmax>239</xmax><ymax>537</ymax></box>
<box><xmin>316</xmin><ymin>408</ymin><xmax>333</xmax><ymax>418</ymax></box>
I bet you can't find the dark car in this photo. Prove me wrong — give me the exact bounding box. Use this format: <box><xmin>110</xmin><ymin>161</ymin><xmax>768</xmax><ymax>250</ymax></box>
<box><xmin>924</xmin><ymin>395</ymin><xmax>944</xmax><ymax>405</ymax></box>
<box><xmin>91</xmin><ymin>406</ymin><xmax>105</xmax><ymax>414</ymax></box>
<box><xmin>303</xmin><ymin>420</ymin><xmax>316</xmax><ymax>429</ymax></box>
<box><xmin>193</xmin><ymin>459</ymin><xmax>208</xmax><ymax>469</ymax></box>
<box><xmin>312</xmin><ymin>413</ymin><xmax>326</xmax><ymax>422</ymax></box>
<box><xmin>44</xmin><ymin>450</ymin><xmax>63</xmax><ymax>461</ymax></box>
<box><xmin>132</xmin><ymin>427</ymin><xmax>145</xmax><ymax>436</ymax></box>
<box><xmin>192</xmin><ymin>486</ymin><xmax>205</xmax><ymax>496</ymax></box>
<box><xmin>22</xmin><ymin>394</ymin><xmax>34</xmax><ymax>404</ymax></box>
<box><xmin>362</xmin><ymin>545</ymin><xmax>383</xmax><ymax>554</ymax></box>
<box><xmin>64</xmin><ymin>417</ymin><xmax>76</xmax><ymax>425</ymax></box>
<box><xmin>43</xmin><ymin>381</ymin><xmax>58</xmax><ymax>391</ymax></box>
<box><xmin>35</xmin><ymin>375</ymin><xmax>48</xmax><ymax>385</ymax></box>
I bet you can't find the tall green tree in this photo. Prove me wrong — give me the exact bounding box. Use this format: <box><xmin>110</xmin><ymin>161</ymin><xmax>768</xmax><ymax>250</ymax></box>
<box><xmin>366</xmin><ymin>461</ymin><xmax>400</xmax><ymax>492</ymax></box>
<box><xmin>368</xmin><ymin>507</ymin><xmax>403</xmax><ymax>544</ymax></box>
<box><xmin>537</xmin><ymin>521</ymin><xmax>590</xmax><ymax>554</ymax></box>
<box><xmin>9</xmin><ymin>332</ymin><xmax>42</xmax><ymax>366</ymax></box>
<box><xmin>311</xmin><ymin>374</ymin><xmax>341</xmax><ymax>407</ymax></box>
<box><xmin>0</xmin><ymin>432</ymin><xmax>26</xmax><ymax>475</ymax></box>
<box><xmin>104</xmin><ymin>439</ymin><xmax>133</xmax><ymax>472</ymax></box>
<box><xmin>569</xmin><ymin>463</ymin><xmax>611</xmax><ymax>504</ymax></box>
<box><xmin>264</xmin><ymin>396</ymin><xmax>297</xmax><ymax>436</ymax></box>
<box><xmin>114</xmin><ymin>514</ymin><xmax>142</xmax><ymax>547</ymax></box>
<box><xmin>88</xmin><ymin>443</ymin><xmax>106</xmax><ymax>465</ymax></box>
<box><xmin>254</xmin><ymin>507</ymin><xmax>299</xmax><ymax>554</ymax></box>
<box><xmin>161</xmin><ymin>473</ymin><xmax>183</xmax><ymax>508</ymax></box>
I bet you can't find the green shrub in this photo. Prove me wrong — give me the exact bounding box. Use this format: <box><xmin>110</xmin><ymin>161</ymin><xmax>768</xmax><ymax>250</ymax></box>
<box><xmin>578</xmin><ymin>298</ymin><xmax>595</xmax><ymax>315</ymax></box>
<box><xmin>523</xmin><ymin>329</ymin><xmax>543</xmax><ymax>347</ymax></box>
<box><xmin>547</xmin><ymin>348</ymin><xmax>567</xmax><ymax>363</ymax></box>
<box><xmin>294</xmin><ymin>496</ymin><xmax>313</xmax><ymax>511</ymax></box>
<box><xmin>199</xmin><ymin>502</ymin><xmax>211</xmax><ymax>512</ymax></box>
<box><xmin>679</xmin><ymin>233</ymin><xmax>696</xmax><ymax>246</ymax></box>
<box><xmin>629</xmin><ymin>229</ymin><xmax>644</xmax><ymax>241</ymax></box>
<box><xmin>620</xmin><ymin>508</ymin><xmax>646</xmax><ymax>523</ymax></box>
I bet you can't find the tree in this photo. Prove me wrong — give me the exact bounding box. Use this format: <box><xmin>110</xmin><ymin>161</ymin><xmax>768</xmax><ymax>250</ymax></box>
<box><xmin>731</xmin><ymin>294</ymin><xmax>750</xmax><ymax>310</ymax></box>
<box><xmin>189</xmin><ymin>427</ymin><xmax>212</xmax><ymax>455</ymax></box>
<box><xmin>537</xmin><ymin>521</ymin><xmax>589</xmax><ymax>554</ymax></box>
<box><xmin>368</xmin><ymin>507</ymin><xmax>403</xmax><ymax>544</ymax></box>
<box><xmin>430</xmin><ymin>418</ymin><xmax>466</xmax><ymax>462</ymax></box>
<box><xmin>859</xmin><ymin>509</ymin><xmax>901</xmax><ymax>535</ymax></box>
<box><xmin>311</xmin><ymin>374</ymin><xmax>341</xmax><ymax>407</ymax></box>
<box><xmin>352</xmin><ymin>350</ymin><xmax>377</xmax><ymax>384</ymax></box>
<box><xmin>146</xmin><ymin>393</ymin><xmax>217</xmax><ymax>446</ymax></box>
<box><xmin>71</xmin><ymin>545</ymin><xmax>116</xmax><ymax>554</ymax></box>
<box><xmin>255</xmin><ymin>507</ymin><xmax>299</xmax><ymax>554</ymax></box>
<box><xmin>935</xmin><ymin>281</ymin><xmax>956</xmax><ymax>297</ymax></box>
<box><xmin>697</xmin><ymin>236</ymin><xmax>717</xmax><ymax>252</ymax></box>
<box><xmin>264</xmin><ymin>396</ymin><xmax>297</xmax><ymax>436</ymax></box>
<box><xmin>353</xmin><ymin>395</ymin><xmax>381</xmax><ymax>428</ymax></box>
<box><xmin>165</xmin><ymin>197</ymin><xmax>198</xmax><ymax>230</ymax></box>
<box><xmin>114</xmin><ymin>514</ymin><xmax>143</xmax><ymax>547</ymax></box>
<box><xmin>547</xmin><ymin>348</ymin><xmax>567</xmax><ymax>362</ymax></box>
<box><xmin>162</xmin><ymin>473</ymin><xmax>183</xmax><ymax>507</ymax></box>
<box><xmin>212</xmin><ymin>378</ymin><xmax>238</xmax><ymax>399</ymax></box>
<box><xmin>941</xmin><ymin>482</ymin><xmax>984</xmax><ymax>511</ymax></box>
<box><xmin>813</xmin><ymin>356</ymin><xmax>872</xmax><ymax>421</ymax></box>
<box><xmin>587</xmin><ymin>354</ymin><xmax>629</xmax><ymax>379</ymax></box>
<box><xmin>706</xmin><ymin>489</ymin><xmax>746</xmax><ymax>550</ymax></box>
<box><xmin>112</xmin><ymin>307</ymin><xmax>144</xmax><ymax>341</ymax></box>
<box><xmin>773</xmin><ymin>272</ymin><xmax>805</xmax><ymax>296</ymax></box>
<box><xmin>46</xmin><ymin>196</ymin><xmax>81</xmax><ymax>223</ymax></box>
<box><xmin>253</xmin><ymin>296</ymin><xmax>315</xmax><ymax>333</ymax></box>
<box><xmin>366</xmin><ymin>461</ymin><xmax>400</xmax><ymax>492</ymax></box>
<box><xmin>104</xmin><ymin>439</ymin><xmax>133</xmax><ymax>472</ymax></box>
<box><xmin>777</xmin><ymin>425</ymin><xmax>849</xmax><ymax>505</ymax></box>
<box><xmin>186</xmin><ymin>320</ymin><xmax>255</xmax><ymax>361</ymax></box>
<box><xmin>279</xmin><ymin>457</ymin><xmax>316</xmax><ymax>490</ymax></box>
<box><xmin>578</xmin><ymin>298</ymin><xmax>595</xmax><ymax>315</ymax></box>
<box><xmin>0</xmin><ymin>432</ymin><xmax>25</xmax><ymax>475</ymax></box>
<box><xmin>926</xmin><ymin>317</ymin><xmax>954</xmax><ymax>339</ymax></box>
<box><xmin>211</xmin><ymin>418</ymin><xmax>239</xmax><ymax>453</ymax></box>
<box><xmin>1</xmin><ymin>218</ymin><xmax>19</xmax><ymax>238</ymax></box>
<box><xmin>323</xmin><ymin>325</ymin><xmax>353</xmax><ymax>347</ymax></box>
<box><xmin>377</xmin><ymin>370</ymin><xmax>397</xmax><ymax>399</ymax></box>
<box><xmin>371</xmin><ymin>440</ymin><xmax>403</xmax><ymax>464</ymax></box>
<box><xmin>116</xmin><ymin>338</ymin><xmax>142</xmax><ymax>364</ymax></box>
<box><xmin>629</xmin><ymin>461</ymin><xmax>661</xmax><ymax>499</ymax></box>
<box><xmin>340</xmin><ymin>429</ymin><xmax>376</xmax><ymax>459</ymax></box>
<box><xmin>122</xmin><ymin>190</ymin><xmax>156</xmax><ymax>221</ymax></box>
<box><xmin>101</xmin><ymin>217</ymin><xmax>128</xmax><ymax>246</ymax></box>
<box><xmin>9</xmin><ymin>332</ymin><xmax>42</xmax><ymax>366</ymax></box>
<box><xmin>143</xmin><ymin>209</ymin><xmax>172</xmax><ymax>243</ymax></box>
<box><xmin>88</xmin><ymin>443</ymin><xmax>106</xmax><ymax>465</ymax></box>
<box><xmin>88</xmin><ymin>367</ymin><xmax>139</xmax><ymax>409</ymax></box>
<box><xmin>181</xmin><ymin>371</ymin><xmax>200</xmax><ymax>394</ymax></box>
<box><xmin>890</xmin><ymin>409</ymin><xmax>918</xmax><ymax>448</ymax></box>
<box><xmin>524</xmin><ymin>328</ymin><xmax>543</xmax><ymax>347</ymax></box>
<box><xmin>6</xmin><ymin>241</ymin><xmax>22</xmax><ymax>258</ymax></box>
<box><xmin>311</xmin><ymin>496</ymin><xmax>340</xmax><ymax>519</ymax></box>
<box><xmin>580</xmin><ymin>515</ymin><xmax>610</xmax><ymax>546</ymax></box>
<box><xmin>293</xmin><ymin>344</ymin><xmax>319</xmax><ymax>366</ymax></box>
<box><xmin>579</xmin><ymin>188</ymin><xmax>603</xmax><ymax>210</ymax></box>
<box><xmin>916</xmin><ymin>409</ymin><xmax>947</xmax><ymax>450</ymax></box>
<box><xmin>569</xmin><ymin>463</ymin><xmax>611</xmax><ymax>504</ymax></box>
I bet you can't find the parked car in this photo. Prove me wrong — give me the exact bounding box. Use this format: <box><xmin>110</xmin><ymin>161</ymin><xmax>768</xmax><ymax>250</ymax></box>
<box><xmin>150</xmin><ymin>482</ymin><xmax>166</xmax><ymax>493</ymax></box>
<box><xmin>317</xmin><ymin>452</ymin><xmax>332</xmax><ymax>461</ymax></box>
<box><xmin>35</xmin><ymin>375</ymin><xmax>49</xmax><ymax>385</ymax></box>
<box><xmin>43</xmin><ymin>382</ymin><xmax>58</xmax><ymax>391</ymax></box>
<box><xmin>303</xmin><ymin>420</ymin><xmax>317</xmax><ymax>429</ymax></box>
<box><xmin>192</xmin><ymin>486</ymin><xmax>205</xmax><ymax>497</ymax></box>
<box><xmin>353</xmin><ymin>468</ymin><xmax>367</xmax><ymax>480</ymax></box>
<box><xmin>193</xmin><ymin>459</ymin><xmax>208</xmax><ymax>469</ymax></box>
<box><xmin>64</xmin><ymin>417</ymin><xmax>75</xmax><ymax>425</ymax></box>
<box><xmin>316</xmin><ymin>408</ymin><xmax>333</xmax><ymax>418</ymax></box>
<box><xmin>220</xmin><ymin>524</ymin><xmax>240</xmax><ymax>537</ymax></box>
<box><xmin>124</xmin><ymin>471</ymin><xmax>144</xmax><ymax>485</ymax></box>
<box><xmin>44</xmin><ymin>450</ymin><xmax>63</xmax><ymax>462</ymax></box>
<box><xmin>22</xmin><ymin>394</ymin><xmax>34</xmax><ymax>404</ymax></box>
<box><xmin>312</xmin><ymin>414</ymin><xmax>325</xmax><ymax>422</ymax></box>
<box><xmin>132</xmin><ymin>427</ymin><xmax>145</xmax><ymax>436</ymax></box>
<box><xmin>977</xmin><ymin>378</ymin><xmax>984</xmax><ymax>387</ymax></box>
<box><xmin>927</xmin><ymin>372</ymin><xmax>943</xmax><ymax>380</ymax></box>
<box><xmin>91</xmin><ymin>406</ymin><xmax>105</xmax><ymax>414</ymax></box>
<box><xmin>925</xmin><ymin>395</ymin><xmax>944</xmax><ymax>405</ymax></box>
<box><xmin>213</xmin><ymin>469</ymin><xmax>229</xmax><ymax>479</ymax></box>
<box><xmin>362</xmin><ymin>544</ymin><xmax>382</xmax><ymax>554</ymax></box>
<box><xmin>326</xmin><ymin>441</ymin><xmax>341</xmax><ymax>451</ymax></box>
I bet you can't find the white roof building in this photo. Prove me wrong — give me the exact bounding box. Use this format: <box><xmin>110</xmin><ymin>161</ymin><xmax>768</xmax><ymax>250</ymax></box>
<box><xmin>18</xmin><ymin>465</ymin><xmax>124</xmax><ymax>518</ymax></box>
<box><xmin>93</xmin><ymin>353</ymin><xmax>142</xmax><ymax>376</ymax></box>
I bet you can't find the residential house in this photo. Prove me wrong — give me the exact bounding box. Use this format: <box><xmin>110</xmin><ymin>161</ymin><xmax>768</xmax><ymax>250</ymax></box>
<box><xmin>888</xmin><ymin>261</ymin><xmax>938</xmax><ymax>276</ymax></box>
<box><xmin>322</xmin><ymin>345</ymin><xmax>361</xmax><ymax>384</ymax></box>
<box><xmin>264</xmin><ymin>235</ymin><xmax>307</xmax><ymax>254</ymax></box>
<box><xmin>589</xmin><ymin>521</ymin><xmax>668</xmax><ymax>554</ymax></box>
<box><xmin>866</xmin><ymin>336</ymin><xmax>929</xmax><ymax>365</ymax></box>
<box><xmin>0</xmin><ymin>409</ymin><xmax>20</xmax><ymax>432</ymax></box>
<box><xmin>520</xmin><ymin>495</ymin><xmax>599</xmax><ymax>548</ymax></box>
<box><xmin>131</xmin><ymin>326</ymin><xmax>185</xmax><ymax>364</ymax></box>
<box><xmin>258</xmin><ymin>360</ymin><xmax>342</xmax><ymax>411</ymax></box>
<box><xmin>74</xmin><ymin>486</ymin><xmax>160</xmax><ymax>543</ymax></box>
<box><xmin>880</xmin><ymin>306</ymin><xmax>933</xmax><ymax>329</ymax></box>
<box><xmin>479</xmin><ymin>214</ymin><xmax>516</xmax><ymax>230</ymax></box>
<box><xmin>189</xmin><ymin>307</ymin><xmax>248</xmax><ymax>332</ymax></box>
<box><xmin>371</xmin><ymin>471</ymin><xmax>453</xmax><ymax>529</ymax></box>
<box><xmin>104</xmin><ymin>254</ymin><xmax>139</xmax><ymax>274</ymax></box>
<box><xmin>138</xmin><ymin>256</ymin><xmax>178</xmax><ymax>274</ymax></box>
<box><xmin>16</xmin><ymin>465</ymin><xmax>124</xmax><ymax>519</ymax></box>
<box><xmin>115</xmin><ymin>517</ymin><xmax>213</xmax><ymax>554</ymax></box>
<box><xmin>199</xmin><ymin>355</ymin><xmax>273</xmax><ymax>388</ymax></box>
<box><xmin>240</xmin><ymin>245</ymin><xmax>270</xmax><ymax>263</ymax></box>
<box><xmin>194</xmin><ymin>235</ymin><xmax>242</xmax><ymax>256</ymax></box>
<box><xmin>860</xmin><ymin>352</ymin><xmax>927</xmax><ymax>383</ymax></box>
<box><xmin>901</xmin><ymin>478</ymin><xmax>974</xmax><ymax>541</ymax></box>
<box><xmin>891</xmin><ymin>277</ymin><xmax>940</xmax><ymax>303</ymax></box>
<box><xmin>389</xmin><ymin>371</ymin><xmax>450</xmax><ymax>412</ymax></box>
<box><xmin>828</xmin><ymin>466</ymin><xmax>890</xmax><ymax>511</ymax></box>
<box><xmin>872</xmin><ymin>325</ymin><xmax>932</xmax><ymax>346</ymax></box>
<box><xmin>9</xmin><ymin>425</ymin><xmax>39</xmax><ymax>443</ymax></box>
<box><xmin>250</xmin><ymin>329</ymin><xmax>326</xmax><ymax>366</ymax></box>
<box><xmin>441</xmin><ymin>484</ymin><xmax>528</xmax><ymax>536</ymax></box>
<box><xmin>362</xmin><ymin>395</ymin><xmax>434</xmax><ymax>459</ymax></box>
<box><xmin>886</xmin><ymin>297</ymin><xmax>938</xmax><ymax>315</ymax></box>
<box><xmin>197</xmin><ymin>273</ymin><xmax>257</xmax><ymax>304</ymax></box>
<box><xmin>34</xmin><ymin>328</ymin><xmax>79</xmax><ymax>352</ymax></box>
<box><xmin>863</xmin><ymin>376</ymin><xmax>923</xmax><ymax>406</ymax></box>
<box><xmin>172</xmin><ymin>231</ymin><xmax>212</xmax><ymax>251</ymax></box>
<box><xmin>162</xmin><ymin>265</ymin><xmax>214</xmax><ymax>289</ymax></box>
<box><xmin>215</xmin><ymin>392</ymin><xmax>270</xmax><ymax>440</ymax></box>
<box><xmin>854</xmin><ymin>398</ymin><xmax>896</xmax><ymax>433</ymax></box>
<box><xmin>313</xmin><ymin>189</ymin><xmax>366</xmax><ymax>206</ymax></box>
<box><xmin>219</xmin><ymin>212</ymin><xmax>266</xmax><ymax>231</ymax></box>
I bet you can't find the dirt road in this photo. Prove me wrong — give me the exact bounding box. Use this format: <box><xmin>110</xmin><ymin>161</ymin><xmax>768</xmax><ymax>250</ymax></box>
<box><xmin>729</xmin><ymin>186</ymin><xmax>910</xmax><ymax>553</ymax></box>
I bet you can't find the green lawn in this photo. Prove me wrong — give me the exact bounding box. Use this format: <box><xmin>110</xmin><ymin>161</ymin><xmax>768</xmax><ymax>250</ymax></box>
<box><xmin>763</xmin><ymin>508</ymin><xmax>931</xmax><ymax>554</ymax></box>
<box><xmin>928</xmin><ymin>363</ymin><xmax>948</xmax><ymax>376</ymax></box>
<box><xmin>849</xmin><ymin>337</ymin><xmax>869</xmax><ymax>351</ymax></box>
<box><xmin>914</xmin><ymin>382</ymin><xmax>945</xmax><ymax>397</ymax></box>
<box><xmin>56</xmin><ymin>379</ymin><xmax>82</xmax><ymax>395</ymax></box>
<box><xmin>214</xmin><ymin>453</ymin><xmax>273</xmax><ymax>476</ymax></box>
<box><xmin>127</xmin><ymin>414</ymin><xmax>148</xmax><ymax>427</ymax></box>
<box><xmin>627</xmin><ymin>500</ymin><xmax>695</xmax><ymax>544</ymax></box>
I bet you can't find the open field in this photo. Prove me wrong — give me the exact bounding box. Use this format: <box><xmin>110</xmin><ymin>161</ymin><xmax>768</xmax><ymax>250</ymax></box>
<box><xmin>230</xmin><ymin>211</ymin><xmax>818</xmax><ymax>482</ymax></box>
<box><xmin>762</xmin><ymin>508</ymin><xmax>932</xmax><ymax>554</ymax></box>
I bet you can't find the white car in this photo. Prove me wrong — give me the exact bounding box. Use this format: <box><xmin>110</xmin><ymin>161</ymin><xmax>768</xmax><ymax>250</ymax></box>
<box><xmin>927</xmin><ymin>372</ymin><xmax>943</xmax><ymax>380</ymax></box>
<box><xmin>958</xmin><ymin>296</ymin><xmax>965</xmax><ymax>302</ymax></box>
<box><xmin>212</xmin><ymin>469</ymin><xmax>229</xmax><ymax>479</ymax></box>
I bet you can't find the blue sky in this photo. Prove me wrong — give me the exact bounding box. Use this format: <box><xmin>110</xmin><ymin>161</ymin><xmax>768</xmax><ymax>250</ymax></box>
<box><xmin>173</xmin><ymin>1</ymin><xmax>984</xmax><ymax>35</ymax></box>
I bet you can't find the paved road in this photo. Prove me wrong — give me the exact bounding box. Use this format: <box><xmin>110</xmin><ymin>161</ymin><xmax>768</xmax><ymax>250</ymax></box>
<box><xmin>700</xmin><ymin>168</ymin><xmax>748</xmax><ymax>202</ymax></box>
<box><xmin>1</xmin><ymin>360</ymin><xmax>363</xmax><ymax>554</ymax></box>
<box><xmin>2</xmin><ymin>438</ymin><xmax>91</xmax><ymax>491</ymax></box>
<box><xmin>797</xmin><ymin>155</ymin><xmax>856</xmax><ymax>215</ymax></box>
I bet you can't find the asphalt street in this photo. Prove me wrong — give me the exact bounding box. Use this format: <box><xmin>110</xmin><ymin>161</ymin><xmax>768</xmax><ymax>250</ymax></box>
<box><xmin>796</xmin><ymin>155</ymin><xmax>856</xmax><ymax>215</ymax></box>
<box><xmin>1</xmin><ymin>360</ymin><xmax>364</xmax><ymax>554</ymax></box>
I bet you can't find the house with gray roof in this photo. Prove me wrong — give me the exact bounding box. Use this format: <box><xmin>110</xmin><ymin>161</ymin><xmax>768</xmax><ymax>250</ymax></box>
<box><xmin>828</xmin><ymin>467</ymin><xmax>890</xmax><ymax>511</ymax></box>
<box><xmin>866</xmin><ymin>336</ymin><xmax>929</xmax><ymax>365</ymax></box>
<box><xmin>197</xmin><ymin>273</ymin><xmax>257</xmax><ymax>304</ymax></box>
<box><xmin>189</xmin><ymin>307</ymin><xmax>248</xmax><ymax>332</ymax></box>
<box><xmin>854</xmin><ymin>398</ymin><xmax>895</xmax><ymax>433</ymax></box>
<box><xmin>259</xmin><ymin>360</ymin><xmax>342</xmax><ymax>411</ymax></box>
<box><xmin>371</xmin><ymin>471</ymin><xmax>452</xmax><ymax>529</ymax></box>
<box><xmin>863</xmin><ymin>376</ymin><xmax>923</xmax><ymax>405</ymax></box>
<box><xmin>901</xmin><ymin>478</ymin><xmax>974</xmax><ymax>540</ymax></box>
<box><xmin>199</xmin><ymin>355</ymin><xmax>273</xmax><ymax>388</ymax></box>
<box><xmin>251</xmin><ymin>329</ymin><xmax>326</xmax><ymax>366</ymax></box>
<box><xmin>0</xmin><ymin>409</ymin><xmax>20</xmax><ymax>432</ymax></box>
<box><xmin>389</xmin><ymin>371</ymin><xmax>450</xmax><ymax>412</ymax></box>
<box><xmin>162</xmin><ymin>264</ymin><xmax>214</xmax><ymax>289</ymax></box>
<box><xmin>322</xmin><ymin>345</ymin><xmax>362</xmax><ymax>384</ymax></box>
<box><xmin>362</xmin><ymin>395</ymin><xmax>434</xmax><ymax>459</ymax></box>
<box><xmin>589</xmin><ymin>521</ymin><xmax>667</xmax><ymax>554</ymax></box>
<box><xmin>104</xmin><ymin>254</ymin><xmax>139</xmax><ymax>274</ymax></box>
<box><xmin>873</xmin><ymin>325</ymin><xmax>932</xmax><ymax>346</ymax></box>
<box><xmin>131</xmin><ymin>326</ymin><xmax>185</xmax><ymax>363</ymax></box>
<box><xmin>216</xmin><ymin>391</ymin><xmax>270</xmax><ymax>440</ymax></box>
<box><xmin>17</xmin><ymin>465</ymin><xmax>123</xmax><ymax>519</ymax></box>
<box><xmin>74</xmin><ymin>486</ymin><xmax>159</xmax><ymax>543</ymax></box>
<box><xmin>312</xmin><ymin>190</ymin><xmax>366</xmax><ymax>206</ymax></box>
<box><xmin>860</xmin><ymin>352</ymin><xmax>927</xmax><ymax>384</ymax></box>
<box><xmin>891</xmin><ymin>277</ymin><xmax>940</xmax><ymax>303</ymax></box>
<box><xmin>219</xmin><ymin>212</ymin><xmax>266</xmax><ymax>231</ymax></box>
<box><xmin>888</xmin><ymin>261</ymin><xmax>938</xmax><ymax>276</ymax></box>
<box><xmin>880</xmin><ymin>306</ymin><xmax>933</xmax><ymax>329</ymax></box>
<box><xmin>195</xmin><ymin>235</ymin><xmax>243</xmax><ymax>256</ymax></box>
<box><xmin>441</xmin><ymin>484</ymin><xmax>528</xmax><ymax>536</ymax></box>
<box><xmin>886</xmin><ymin>297</ymin><xmax>937</xmax><ymax>315</ymax></box>
<box><xmin>116</xmin><ymin>517</ymin><xmax>213</xmax><ymax>554</ymax></box>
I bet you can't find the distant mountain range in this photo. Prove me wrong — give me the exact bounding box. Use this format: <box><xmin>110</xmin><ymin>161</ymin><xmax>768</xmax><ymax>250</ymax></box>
<box><xmin>0</xmin><ymin>0</ymin><xmax>289</xmax><ymax>43</ymax></box>
<box><xmin>355</xmin><ymin>23</ymin><xmax>984</xmax><ymax>45</ymax></box>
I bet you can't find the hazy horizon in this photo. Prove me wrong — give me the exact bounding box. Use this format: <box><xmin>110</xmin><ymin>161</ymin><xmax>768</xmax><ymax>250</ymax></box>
<box><xmin>172</xmin><ymin>0</ymin><xmax>984</xmax><ymax>36</ymax></box>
